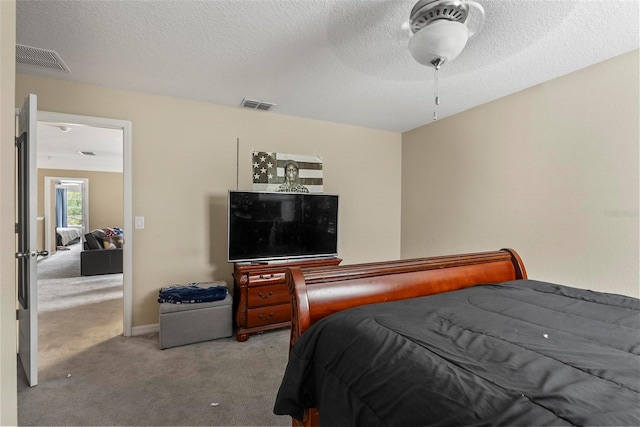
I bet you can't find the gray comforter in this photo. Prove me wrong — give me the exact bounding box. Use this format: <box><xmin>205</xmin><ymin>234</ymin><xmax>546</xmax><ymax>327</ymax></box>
<box><xmin>274</xmin><ymin>280</ymin><xmax>640</xmax><ymax>426</ymax></box>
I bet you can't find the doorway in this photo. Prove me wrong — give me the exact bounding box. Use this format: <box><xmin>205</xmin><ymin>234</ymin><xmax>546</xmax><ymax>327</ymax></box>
<box><xmin>37</xmin><ymin>111</ymin><xmax>133</xmax><ymax>336</ymax></box>
<box><xmin>43</xmin><ymin>176</ymin><xmax>89</xmax><ymax>255</ymax></box>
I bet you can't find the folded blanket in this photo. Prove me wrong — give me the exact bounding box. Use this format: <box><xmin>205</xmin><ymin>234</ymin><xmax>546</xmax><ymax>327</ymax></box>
<box><xmin>158</xmin><ymin>283</ymin><xmax>228</xmax><ymax>304</ymax></box>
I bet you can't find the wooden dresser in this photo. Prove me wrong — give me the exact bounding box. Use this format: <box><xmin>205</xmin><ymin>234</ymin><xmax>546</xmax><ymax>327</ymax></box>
<box><xmin>233</xmin><ymin>257</ymin><xmax>341</xmax><ymax>342</ymax></box>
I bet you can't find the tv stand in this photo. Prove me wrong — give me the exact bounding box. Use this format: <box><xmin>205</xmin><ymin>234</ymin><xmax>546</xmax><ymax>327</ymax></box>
<box><xmin>233</xmin><ymin>257</ymin><xmax>342</xmax><ymax>342</ymax></box>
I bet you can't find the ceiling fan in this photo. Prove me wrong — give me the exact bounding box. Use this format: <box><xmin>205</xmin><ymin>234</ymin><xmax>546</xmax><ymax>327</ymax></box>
<box><xmin>408</xmin><ymin>0</ymin><xmax>485</xmax><ymax>69</ymax></box>
<box><xmin>406</xmin><ymin>0</ymin><xmax>486</xmax><ymax>119</ymax></box>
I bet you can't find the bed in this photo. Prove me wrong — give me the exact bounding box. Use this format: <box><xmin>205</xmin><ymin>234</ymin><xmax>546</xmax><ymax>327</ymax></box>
<box><xmin>274</xmin><ymin>249</ymin><xmax>640</xmax><ymax>426</ymax></box>
<box><xmin>55</xmin><ymin>226</ymin><xmax>82</xmax><ymax>247</ymax></box>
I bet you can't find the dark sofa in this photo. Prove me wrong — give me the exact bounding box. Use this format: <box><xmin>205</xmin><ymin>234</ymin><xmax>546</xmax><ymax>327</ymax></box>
<box><xmin>81</xmin><ymin>229</ymin><xmax>123</xmax><ymax>276</ymax></box>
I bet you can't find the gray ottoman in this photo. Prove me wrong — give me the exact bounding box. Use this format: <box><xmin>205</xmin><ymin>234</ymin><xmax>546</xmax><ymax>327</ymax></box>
<box><xmin>159</xmin><ymin>290</ymin><xmax>232</xmax><ymax>349</ymax></box>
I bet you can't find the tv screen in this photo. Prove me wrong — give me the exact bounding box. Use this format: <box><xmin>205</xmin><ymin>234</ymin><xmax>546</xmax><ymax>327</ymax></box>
<box><xmin>227</xmin><ymin>191</ymin><xmax>338</xmax><ymax>263</ymax></box>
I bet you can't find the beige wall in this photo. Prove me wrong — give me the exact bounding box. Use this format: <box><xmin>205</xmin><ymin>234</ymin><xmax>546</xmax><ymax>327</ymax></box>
<box><xmin>402</xmin><ymin>50</ymin><xmax>639</xmax><ymax>298</ymax></box>
<box><xmin>16</xmin><ymin>75</ymin><xmax>402</xmax><ymax>326</ymax></box>
<box><xmin>0</xmin><ymin>1</ymin><xmax>17</xmax><ymax>424</ymax></box>
<box><xmin>38</xmin><ymin>169</ymin><xmax>124</xmax><ymax>252</ymax></box>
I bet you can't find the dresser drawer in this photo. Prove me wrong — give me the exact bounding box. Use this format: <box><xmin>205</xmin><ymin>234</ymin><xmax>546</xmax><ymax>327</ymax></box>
<box><xmin>233</xmin><ymin>257</ymin><xmax>341</xmax><ymax>341</ymax></box>
<box><xmin>246</xmin><ymin>304</ymin><xmax>290</xmax><ymax>328</ymax></box>
<box><xmin>247</xmin><ymin>284</ymin><xmax>289</xmax><ymax>306</ymax></box>
<box><xmin>248</xmin><ymin>272</ymin><xmax>286</xmax><ymax>286</ymax></box>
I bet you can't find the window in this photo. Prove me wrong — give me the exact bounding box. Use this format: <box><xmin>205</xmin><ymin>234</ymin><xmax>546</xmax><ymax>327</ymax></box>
<box><xmin>66</xmin><ymin>189</ymin><xmax>83</xmax><ymax>226</ymax></box>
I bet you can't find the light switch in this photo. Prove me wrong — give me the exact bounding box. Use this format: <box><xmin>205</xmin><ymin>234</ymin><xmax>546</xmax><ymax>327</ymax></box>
<box><xmin>135</xmin><ymin>216</ymin><xmax>145</xmax><ymax>229</ymax></box>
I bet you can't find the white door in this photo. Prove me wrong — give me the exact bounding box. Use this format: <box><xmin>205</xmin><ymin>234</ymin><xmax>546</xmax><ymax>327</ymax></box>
<box><xmin>16</xmin><ymin>94</ymin><xmax>44</xmax><ymax>387</ymax></box>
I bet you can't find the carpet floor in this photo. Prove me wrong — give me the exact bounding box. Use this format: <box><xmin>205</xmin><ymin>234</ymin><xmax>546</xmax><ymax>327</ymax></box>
<box><xmin>18</xmin><ymin>243</ymin><xmax>291</xmax><ymax>426</ymax></box>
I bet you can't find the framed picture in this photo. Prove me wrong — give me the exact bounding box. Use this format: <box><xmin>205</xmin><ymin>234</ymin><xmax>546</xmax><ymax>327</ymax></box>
<box><xmin>252</xmin><ymin>151</ymin><xmax>323</xmax><ymax>193</ymax></box>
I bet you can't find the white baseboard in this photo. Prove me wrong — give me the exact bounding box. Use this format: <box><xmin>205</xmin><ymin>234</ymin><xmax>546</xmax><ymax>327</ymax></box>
<box><xmin>131</xmin><ymin>323</ymin><xmax>159</xmax><ymax>336</ymax></box>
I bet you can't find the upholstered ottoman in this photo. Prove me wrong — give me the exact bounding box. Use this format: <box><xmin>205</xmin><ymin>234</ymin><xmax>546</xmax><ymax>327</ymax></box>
<box><xmin>159</xmin><ymin>285</ymin><xmax>232</xmax><ymax>349</ymax></box>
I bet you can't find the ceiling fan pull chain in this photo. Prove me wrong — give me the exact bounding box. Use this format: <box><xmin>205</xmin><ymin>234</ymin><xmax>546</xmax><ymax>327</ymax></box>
<box><xmin>433</xmin><ymin>66</ymin><xmax>439</xmax><ymax>121</ymax></box>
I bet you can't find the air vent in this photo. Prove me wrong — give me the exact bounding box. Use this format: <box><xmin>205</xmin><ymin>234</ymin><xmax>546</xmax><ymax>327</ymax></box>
<box><xmin>240</xmin><ymin>98</ymin><xmax>276</xmax><ymax>112</ymax></box>
<box><xmin>78</xmin><ymin>151</ymin><xmax>96</xmax><ymax>156</ymax></box>
<box><xmin>16</xmin><ymin>44</ymin><xmax>70</xmax><ymax>72</ymax></box>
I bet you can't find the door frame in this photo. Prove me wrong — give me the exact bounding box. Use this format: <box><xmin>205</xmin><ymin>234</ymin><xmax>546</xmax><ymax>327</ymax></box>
<box><xmin>43</xmin><ymin>176</ymin><xmax>89</xmax><ymax>254</ymax></box>
<box><xmin>38</xmin><ymin>111</ymin><xmax>133</xmax><ymax>336</ymax></box>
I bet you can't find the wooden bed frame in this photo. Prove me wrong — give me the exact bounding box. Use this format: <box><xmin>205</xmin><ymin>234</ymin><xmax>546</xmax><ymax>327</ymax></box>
<box><xmin>284</xmin><ymin>248</ymin><xmax>527</xmax><ymax>426</ymax></box>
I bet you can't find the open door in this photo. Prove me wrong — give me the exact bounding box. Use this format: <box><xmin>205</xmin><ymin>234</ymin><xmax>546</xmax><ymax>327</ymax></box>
<box><xmin>16</xmin><ymin>94</ymin><xmax>46</xmax><ymax>386</ymax></box>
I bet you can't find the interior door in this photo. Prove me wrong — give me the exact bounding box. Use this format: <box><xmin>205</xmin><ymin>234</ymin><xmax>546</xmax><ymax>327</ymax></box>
<box><xmin>16</xmin><ymin>93</ymin><xmax>44</xmax><ymax>387</ymax></box>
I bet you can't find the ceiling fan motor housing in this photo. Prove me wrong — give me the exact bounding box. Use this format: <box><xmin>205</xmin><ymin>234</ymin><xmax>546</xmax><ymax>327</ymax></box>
<box><xmin>410</xmin><ymin>0</ymin><xmax>470</xmax><ymax>34</ymax></box>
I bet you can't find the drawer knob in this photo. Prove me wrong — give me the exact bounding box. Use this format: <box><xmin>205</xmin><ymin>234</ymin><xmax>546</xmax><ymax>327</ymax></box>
<box><xmin>258</xmin><ymin>312</ymin><xmax>274</xmax><ymax>321</ymax></box>
<box><xmin>258</xmin><ymin>291</ymin><xmax>274</xmax><ymax>299</ymax></box>
<box><xmin>259</xmin><ymin>274</ymin><xmax>274</xmax><ymax>279</ymax></box>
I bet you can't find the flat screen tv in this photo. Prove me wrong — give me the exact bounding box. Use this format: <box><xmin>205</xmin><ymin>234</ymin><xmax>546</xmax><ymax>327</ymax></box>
<box><xmin>227</xmin><ymin>190</ymin><xmax>338</xmax><ymax>263</ymax></box>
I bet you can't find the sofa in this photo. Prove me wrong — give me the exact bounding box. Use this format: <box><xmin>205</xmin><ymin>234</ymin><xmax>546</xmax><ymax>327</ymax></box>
<box><xmin>81</xmin><ymin>228</ymin><xmax>123</xmax><ymax>276</ymax></box>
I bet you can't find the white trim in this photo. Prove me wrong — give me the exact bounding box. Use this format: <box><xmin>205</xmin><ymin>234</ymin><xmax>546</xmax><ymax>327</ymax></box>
<box><xmin>122</xmin><ymin>121</ymin><xmax>133</xmax><ymax>337</ymax></box>
<box><xmin>37</xmin><ymin>111</ymin><xmax>133</xmax><ymax>337</ymax></box>
<box><xmin>131</xmin><ymin>323</ymin><xmax>159</xmax><ymax>336</ymax></box>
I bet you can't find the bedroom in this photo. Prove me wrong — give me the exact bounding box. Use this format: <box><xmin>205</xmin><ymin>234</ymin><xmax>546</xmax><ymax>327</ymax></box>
<box><xmin>14</xmin><ymin>52</ymin><xmax>638</xmax><ymax>328</ymax></box>
<box><xmin>1</xmin><ymin>0</ymin><xmax>638</xmax><ymax>424</ymax></box>
<box><xmin>38</xmin><ymin>169</ymin><xmax>124</xmax><ymax>268</ymax></box>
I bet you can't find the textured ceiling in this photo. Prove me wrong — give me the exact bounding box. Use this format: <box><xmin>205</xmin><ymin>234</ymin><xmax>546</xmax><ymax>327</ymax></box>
<box><xmin>16</xmin><ymin>0</ymin><xmax>640</xmax><ymax>171</ymax></box>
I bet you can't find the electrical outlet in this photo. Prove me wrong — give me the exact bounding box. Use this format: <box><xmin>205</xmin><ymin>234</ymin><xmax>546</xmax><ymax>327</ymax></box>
<box><xmin>135</xmin><ymin>216</ymin><xmax>145</xmax><ymax>229</ymax></box>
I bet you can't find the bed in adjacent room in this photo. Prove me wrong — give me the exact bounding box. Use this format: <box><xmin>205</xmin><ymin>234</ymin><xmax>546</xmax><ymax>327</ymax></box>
<box><xmin>55</xmin><ymin>226</ymin><xmax>82</xmax><ymax>247</ymax></box>
<box><xmin>274</xmin><ymin>249</ymin><xmax>640</xmax><ymax>426</ymax></box>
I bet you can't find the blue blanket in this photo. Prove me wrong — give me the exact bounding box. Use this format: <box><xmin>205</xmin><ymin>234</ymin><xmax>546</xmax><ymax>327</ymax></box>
<box><xmin>158</xmin><ymin>283</ymin><xmax>228</xmax><ymax>304</ymax></box>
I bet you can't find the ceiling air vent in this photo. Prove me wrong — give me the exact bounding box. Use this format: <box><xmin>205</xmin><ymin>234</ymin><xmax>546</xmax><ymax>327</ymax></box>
<box><xmin>16</xmin><ymin>44</ymin><xmax>70</xmax><ymax>72</ymax></box>
<box><xmin>240</xmin><ymin>98</ymin><xmax>276</xmax><ymax>112</ymax></box>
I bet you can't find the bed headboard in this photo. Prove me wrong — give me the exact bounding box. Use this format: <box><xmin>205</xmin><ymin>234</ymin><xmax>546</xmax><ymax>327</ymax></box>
<box><xmin>286</xmin><ymin>248</ymin><xmax>527</xmax><ymax>346</ymax></box>
<box><xmin>283</xmin><ymin>248</ymin><xmax>527</xmax><ymax>426</ymax></box>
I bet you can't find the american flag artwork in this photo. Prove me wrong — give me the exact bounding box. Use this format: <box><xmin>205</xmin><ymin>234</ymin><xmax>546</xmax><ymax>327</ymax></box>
<box><xmin>251</xmin><ymin>151</ymin><xmax>324</xmax><ymax>193</ymax></box>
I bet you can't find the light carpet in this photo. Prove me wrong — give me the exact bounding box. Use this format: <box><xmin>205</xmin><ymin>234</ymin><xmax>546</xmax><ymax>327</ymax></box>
<box><xmin>18</xmin><ymin>242</ymin><xmax>291</xmax><ymax>426</ymax></box>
